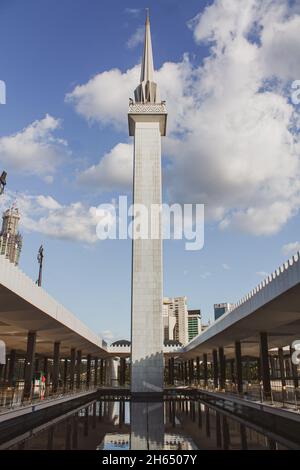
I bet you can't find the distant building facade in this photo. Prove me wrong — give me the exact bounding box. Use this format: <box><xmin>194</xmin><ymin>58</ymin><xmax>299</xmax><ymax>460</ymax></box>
<box><xmin>188</xmin><ymin>309</ymin><xmax>201</xmax><ymax>342</ymax></box>
<box><xmin>214</xmin><ymin>302</ymin><xmax>233</xmax><ymax>321</ymax></box>
<box><xmin>0</xmin><ymin>206</ymin><xmax>22</xmax><ymax>265</ymax></box>
<box><xmin>163</xmin><ymin>296</ymin><xmax>189</xmax><ymax>345</ymax></box>
<box><xmin>163</xmin><ymin>298</ymin><xmax>177</xmax><ymax>343</ymax></box>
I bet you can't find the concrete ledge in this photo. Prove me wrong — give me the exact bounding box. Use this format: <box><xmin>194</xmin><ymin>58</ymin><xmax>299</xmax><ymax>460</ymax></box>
<box><xmin>0</xmin><ymin>389</ymin><xmax>99</xmax><ymax>446</ymax></box>
<box><xmin>131</xmin><ymin>392</ymin><xmax>164</xmax><ymax>402</ymax></box>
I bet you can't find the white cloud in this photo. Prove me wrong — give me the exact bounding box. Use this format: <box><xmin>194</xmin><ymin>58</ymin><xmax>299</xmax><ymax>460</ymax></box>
<box><xmin>282</xmin><ymin>241</ymin><xmax>300</xmax><ymax>257</ymax></box>
<box><xmin>0</xmin><ymin>115</ymin><xmax>69</xmax><ymax>177</ymax></box>
<box><xmin>127</xmin><ymin>25</ymin><xmax>144</xmax><ymax>49</ymax></box>
<box><xmin>67</xmin><ymin>0</ymin><xmax>300</xmax><ymax>236</ymax></box>
<box><xmin>77</xmin><ymin>142</ymin><xmax>133</xmax><ymax>192</ymax></box>
<box><xmin>65</xmin><ymin>66</ymin><xmax>139</xmax><ymax>130</ymax></box>
<box><xmin>0</xmin><ymin>191</ymin><xmax>114</xmax><ymax>244</ymax></box>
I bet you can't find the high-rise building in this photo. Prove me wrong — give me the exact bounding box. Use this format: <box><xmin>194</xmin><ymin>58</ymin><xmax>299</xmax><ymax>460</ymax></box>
<box><xmin>129</xmin><ymin>12</ymin><xmax>167</xmax><ymax>394</ymax></box>
<box><xmin>0</xmin><ymin>206</ymin><xmax>22</xmax><ymax>265</ymax></box>
<box><xmin>188</xmin><ymin>309</ymin><xmax>201</xmax><ymax>342</ymax></box>
<box><xmin>163</xmin><ymin>298</ymin><xmax>177</xmax><ymax>343</ymax></box>
<box><xmin>214</xmin><ymin>302</ymin><xmax>233</xmax><ymax>321</ymax></box>
<box><xmin>173</xmin><ymin>297</ymin><xmax>189</xmax><ymax>345</ymax></box>
<box><xmin>163</xmin><ymin>296</ymin><xmax>189</xmax><ymax>346</ymax></box>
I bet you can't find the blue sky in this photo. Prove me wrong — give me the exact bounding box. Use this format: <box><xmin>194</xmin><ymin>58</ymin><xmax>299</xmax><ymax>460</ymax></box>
<box><xmin>0</xmin><ymin>0</ymin><xmax>300</xmax><ymax>342</ymax></box>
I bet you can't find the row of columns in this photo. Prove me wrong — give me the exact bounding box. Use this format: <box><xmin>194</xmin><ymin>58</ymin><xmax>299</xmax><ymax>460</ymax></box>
<box><xmin>166</xmin><ymin>332</ymin><xmax>299</xmax><ymax>401</ymax></box>
<box><xmin>0</xmin><ymin>331</ymin><xmax>127</xmax><ymax>399</ymax></box>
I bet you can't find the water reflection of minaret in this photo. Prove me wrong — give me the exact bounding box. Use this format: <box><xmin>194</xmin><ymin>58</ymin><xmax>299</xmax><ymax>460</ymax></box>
<box><xmin>130</xmin><ymin>401</ymin><xmax>164</xmax><ymax>450</ymax></box>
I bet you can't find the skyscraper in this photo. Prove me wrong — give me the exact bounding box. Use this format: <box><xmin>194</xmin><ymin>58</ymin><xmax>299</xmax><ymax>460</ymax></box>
<box><xmin>163</xmin><ymin>296</ymin><xmax>190</xmax><ymax>345</ymax></box>
<box><xmin>163</xmin><ymin>297</ymin><xmax>177</xmax><ymax>343</ymax></box>
<box><xmin>0</xmin><ymin>206</ymin><xmax>22</xmax><ymax>265</ymax></box>
<box><xmin>214</xmin><ymin>302</ymin><xmax>233</xmax><ymax>320</ymax></box>
<box><xmin>173</xmin><ymin>296</ymin><xmax>189</xmax><ymax>346</ymax></box>
<box><xmin>188</xmin><ymin>309</ymin><xmax>201</xmax><ymax>342</ymax></box>
<box><xmin>128</xmin><ymin>12</ymin><xmax>167</xmax><ymax>394</ymax></box>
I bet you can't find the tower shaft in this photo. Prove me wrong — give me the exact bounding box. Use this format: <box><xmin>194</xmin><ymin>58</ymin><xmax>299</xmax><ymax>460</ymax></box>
<box><xmin>131</xmin><ymin>121</ymin><xmax>163</xmax><ymax>394</ymax></box>
<box><xmin>128</xmin><ymin>12</ymin><xmax>167</xmax><ymax>395</ymax></box>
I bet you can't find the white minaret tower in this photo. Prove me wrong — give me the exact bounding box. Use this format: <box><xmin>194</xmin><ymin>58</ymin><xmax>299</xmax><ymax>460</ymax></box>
<box><xmin>128</xmin><ymin>11</ymin><xmax>167</xmax><ymax>395</ymax></box>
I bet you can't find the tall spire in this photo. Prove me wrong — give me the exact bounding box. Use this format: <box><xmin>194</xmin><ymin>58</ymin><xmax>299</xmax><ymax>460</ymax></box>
<box><xmin>134</xmin><ymin>9</ymin><xmax>160</xmax><ymax>104</ymax></box>
<box><xmin>140</xmin><ymin>9</ymin><xmax>154</xmax><ymax>83</ymax></box>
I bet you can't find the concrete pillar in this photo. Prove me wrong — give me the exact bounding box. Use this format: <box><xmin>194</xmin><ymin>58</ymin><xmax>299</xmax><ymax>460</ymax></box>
<box><xmin>270</xmin><ymin>355</ymin><xmax>276</xmax><ymax>379</ymax></box>
<box><xmin>180</xmin><ymin>363</ymin><xmax>184</xmax><ymax>383</ymax></box>
<box><xmin>167</xmin><ymin>358</ymin><xmax>171</xmax><ymax>385</ymax></box>
<box><xmin>203</xmin><ymin>353</ymin><xmax>208</xmax><ymax>387</ymax></box>
<box><xmin>278</xmin><ymin>347</ymin><xmax>286</xmax><ymax>387</ymax></box>
<box><xmin>235</xmin><ymin>340</ymin><xmax>243</xmax><ymax>394</ymax></box>
<box><xmin>94</xmin><ymin>358</ymin><xmax>98</xmax><ymax>387</ymax></box>
<box><xmin>70</xmin><ymin>348</ymin><xmax>76</xmax><ymax>390</ymax></box>
<box><xmin>43</xmin><ymin>357</ymin><xmax>48</xmax><ymax>386</ymax></box>
<box><xmin>76</xmin><ymin>350</ymin><xmax>82</xmax><ymax>389</ymax></box>
<box><xmin>52</xmin><ymin>341</ymin><xmax>60</xmax><ymax>393</ymax></box>
<box><xmin>212</xmin><ymin>349</ymin><xmax>219</xmax><ymax>389</ymax></box>
<box><xmin>103</xmin><ymin>359</ymin><xmax>107</xmax><ymax>386</ymax></box>
<box><xmin>170</xmin><ymin>357</ymin><xmax>174</xmax><ymax>385</ymax></box>
<box><xmin>8</xmin><ymin>349</ymin><xmax>17</xmax><ymax>386</ymax></box>
<box><xmin>219</xmin><ymin>347</ymin><xmax>226</xmax><ymax>391</ymax></box>
<box><xmin>100</xmin><ymin>358</ymin><xmax>104</xmax><ymax>385</ymax></box>
<box><xmin>130</xmin><ymin>114</ymin><xmax>165</xmax><ymax>395</ymax></box>
<box><xmin>259</xmin><ymin>332</ymin><xmax>271</xmax><ymax>400</ymax></box>
<box><xmin>24</xmin><ymin>331</ymin><xmax>36</xmax><ymax>398</ymax></box>
<box><xmin>63</xmin><ymin>358</ymin><xmax>68</xmax><ymax>390</ymax></box>
<box><xmin>86</xmin><ymin>354</ymin><xmax>91</xmax><ymax>388</ymax></box>
<box><xmin>257</xmin><ymin>357</ymin><xmax>261</xmax><ymax>381</ymax></box>
<box><xmin>290</xmin><ymin>345</ymin><xmax>299</xmax><ymax>389</ymax></box>
<box><xmin>246</xmin><ymin>356</ymin><xmax>250</xmax><ymax>381</ymax></box>
<box><xmin>109</xmin><ymin>358</ymin><xmax>118</xmax><ymax>386</ymax></box>
<box><xmin>184</xmin><ymin>361</ymin><xmax>188</xmax><ymax>384</ymax></box>
<box><xmin>188</xmin><ymin>359</ymin><xmax>192</xmax><ymax>384</ymax></box>
<box><xmin>229</xmin><ymin>359</ymin><xmax>234</xmax><ymax>381</ymax></box>
<box><xmin>119</xmin><ymin>357</ymin><xmax>126</xmax><ymax>386</ymax></box>
<box><xmin>196</xmin><ymin>356</ymin><xmax>200</xmax><ymax>384</ymax></box>
<box><xmin>0</xmin><ymin>363</ymin><xmax>4</xmax><ymax>384</ymax></box>
<box><xmin>2</xmin><ymin>358</ymin><xmax>8</xmax><ymax>385</ymax></box>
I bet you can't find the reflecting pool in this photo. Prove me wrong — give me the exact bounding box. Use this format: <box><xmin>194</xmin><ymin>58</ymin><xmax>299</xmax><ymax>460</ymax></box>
<box><xmin>3</xmin><ymin>399</ymin><xmax>297</xmax><ymax>450</ymax></box>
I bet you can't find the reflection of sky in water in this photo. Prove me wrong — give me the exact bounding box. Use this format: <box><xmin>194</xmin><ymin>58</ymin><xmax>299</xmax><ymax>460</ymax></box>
<box><xmin>101</xmin><ymin>434</ymin><xmax>130</xmax><ymax>450</ymax></box>
<box><xmin>4</xmin><ymin>400</ymin><xmax>293</xmax><ymax>451</ymax></box>
<box><xmin>99</xmin><ymin>433</ymin><xmax>196</xmax><ymax>450</ymax></box>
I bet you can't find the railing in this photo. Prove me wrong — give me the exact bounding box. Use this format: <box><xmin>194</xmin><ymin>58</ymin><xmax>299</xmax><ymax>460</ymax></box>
<box><xmin>0</xmin><ymin>382</ymin><xmax>99</xmax><ymax>414</ymax></box>
<box><xmin>171</xmin><ymin>378</ymin><xmax>300</xmax><ymax>411</ymax></box>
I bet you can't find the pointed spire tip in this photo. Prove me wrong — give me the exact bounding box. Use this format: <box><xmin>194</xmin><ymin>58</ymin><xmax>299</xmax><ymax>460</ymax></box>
<box><xmin>146</xmin><ymin>8</ymin><xmax>150</xmax><ymax>25</ymax></box>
